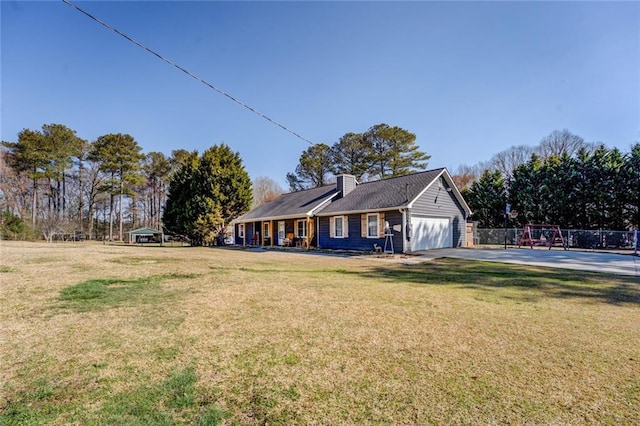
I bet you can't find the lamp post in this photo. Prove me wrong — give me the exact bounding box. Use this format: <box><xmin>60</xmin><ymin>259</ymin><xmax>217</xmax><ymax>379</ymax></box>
<box><xmin>504</xmin><ymin>176</ymin><xmax>512</xmax><ymax>250</ymax></box>
<box><xmin>504</xmin><ymin>203</ymin><xmax>510</xmax><ymax>250</ymax></box>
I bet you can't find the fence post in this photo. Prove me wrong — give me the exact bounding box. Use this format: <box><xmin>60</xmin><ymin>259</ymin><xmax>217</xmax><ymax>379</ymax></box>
<box><xmin>634</xmin><ymin>229</ymin><xmax>638</xmax><ymax>256</ymax></box>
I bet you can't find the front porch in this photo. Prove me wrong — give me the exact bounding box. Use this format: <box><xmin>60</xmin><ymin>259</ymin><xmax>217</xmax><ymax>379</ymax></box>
<box><xmin>236</xmin><ymin>217</ymin><xmax>316</xmax><ymax>248</ymax></box>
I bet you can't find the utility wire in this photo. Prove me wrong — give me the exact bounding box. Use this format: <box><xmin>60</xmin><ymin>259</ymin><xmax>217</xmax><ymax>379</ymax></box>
<box><xmin>61</xmin><ymin>0</ymin><xmax>314</xmax><ymax>146</ymax></box>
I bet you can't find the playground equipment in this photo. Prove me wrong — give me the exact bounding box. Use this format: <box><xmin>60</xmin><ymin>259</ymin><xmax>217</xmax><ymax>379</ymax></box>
<box><xmin>518</xmin><ymin>224</ymin><xmax>567</xmax><ymax>250</ymax></box>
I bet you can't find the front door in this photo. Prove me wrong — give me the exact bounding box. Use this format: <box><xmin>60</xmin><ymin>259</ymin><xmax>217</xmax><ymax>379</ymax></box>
<box><xmin>278</xmin><ymin>221</ymin><xmax>285</xmax><ymax>245</ymax></box>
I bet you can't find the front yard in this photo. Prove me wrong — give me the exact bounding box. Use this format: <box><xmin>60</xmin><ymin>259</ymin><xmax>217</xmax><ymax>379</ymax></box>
<box><xmin>1</xmin><ymin>241</ymin><xmax>638</xmax><ymax>424</ymax></box>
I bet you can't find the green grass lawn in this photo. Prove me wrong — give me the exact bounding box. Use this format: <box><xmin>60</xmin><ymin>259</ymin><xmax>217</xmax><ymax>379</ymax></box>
<box><xmin>1</xmin><ymin>241</ymin><xmax>639</xmax><ymax>425</ymax></box>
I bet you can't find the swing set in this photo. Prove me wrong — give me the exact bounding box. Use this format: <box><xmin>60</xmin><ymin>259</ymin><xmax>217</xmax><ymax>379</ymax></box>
<box><xmin>518</xmin><ymin>224</ymin><xmax>568</xmax><ymax>250</ymax></box>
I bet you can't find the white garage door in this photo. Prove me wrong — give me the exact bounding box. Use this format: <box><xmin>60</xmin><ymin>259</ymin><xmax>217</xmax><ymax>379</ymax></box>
<box><xmin>411</xmin><ymin>216</ymin><xmax>453</xmax><ymax>251</ymax></box>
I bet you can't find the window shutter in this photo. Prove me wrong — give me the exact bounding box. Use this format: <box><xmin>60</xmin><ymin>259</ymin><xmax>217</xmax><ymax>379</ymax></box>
<box><xmin>330</xmin><ymin>217</ymin><xmax>335</xmax><ymax>238</ymax></box>
<box><xmin>379</xmin><ymin>213</ymin><xmax>385</xmax><ymax>237</ymax></box>
<box><xmin>343</xmin><ymin>216</ymin><xmax>349</xmax><ymax>238</ymax></box>
<box><xmin>361</xmin><ymin>214</ymin><xmax>367</xmax><ymax>238</ymax></box>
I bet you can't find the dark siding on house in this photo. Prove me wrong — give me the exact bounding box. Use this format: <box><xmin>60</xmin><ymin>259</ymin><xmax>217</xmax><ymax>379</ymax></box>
<box><xmin>409</xmin><ymin>176</ymin><xmax>467</xmax><ymax>247</ymax></box>
<box><xmin>235</xmin><ymin>222</ymin><xmax>254</xmax><ymax>245</ymax></box>
<box><xmin>319</xmin><ymin>211</ymin><xmax>404</xmax><ymax>252</ymax></box>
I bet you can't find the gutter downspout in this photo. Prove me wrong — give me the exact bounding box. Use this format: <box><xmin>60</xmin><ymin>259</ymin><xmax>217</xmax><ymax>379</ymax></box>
<box><xmin>400</xmin><ymin>208</ymin><xmax>407</xmax><ymax>254</ymax></box>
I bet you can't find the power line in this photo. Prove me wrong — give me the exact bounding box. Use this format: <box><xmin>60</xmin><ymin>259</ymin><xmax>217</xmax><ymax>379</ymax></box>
<box><xmin>60</xmin><ymin>0</ymin><xmax>314</xmax><ymax>146</ymax></box>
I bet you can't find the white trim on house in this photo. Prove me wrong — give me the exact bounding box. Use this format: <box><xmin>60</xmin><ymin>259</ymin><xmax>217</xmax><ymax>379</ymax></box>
<box><xmin>331</xmin><ymin>215</ymin><xmax>348</xmax><ymax>238</ymax></box>
<box><xmin>309</xmin><ymin>193</ymin><xmax>339</xmax><ymax>216</ymax></box>
<box><xmin>366</xmin><ymin>213</ymin><xmax>379</xmax><ymax>238</ymax></box>
<box><xmin>401</xmin><ymin>208</ymin><xmax>408</xmax><ymax>253</ymax></box>
<box><xmin>295</xmin><ymin>219</ymin><xmax>307</xmax><ymax>238</ymax></box>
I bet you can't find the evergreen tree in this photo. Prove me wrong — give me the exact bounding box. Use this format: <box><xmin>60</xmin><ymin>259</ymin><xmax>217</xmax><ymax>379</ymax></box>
<box><xmin>586</xmin><ymin>145</ymin><xmax>625</xmax><ymax>230</ymax></box>
<box><xmin>40</xmin><ymin>124</ymin><xmax>84</xmax><ymax>220</ymax></box>
<box><xmin>89</xmin><ymin>133</ymin><xmax>144</xmax><ymax>241</ymax></box>
<box><xmin>163</xmin><ymin>144</ymin><xmax>251</xmax><ymax>246</ymax></box>
<box><xmin>364</xmin><ymin>123</ymin><xmax>430</xmax><ymax>179</ymax></box>
<box><xmin>625</xmin><ymin>143</ymin><xmax>640</xmax><ymax>229</ymax></box>
<box><xmin>509</xmin><ymin>155</ymin><xmax>544</xmax><ymax>226</ymax></box>
<box><xmin>285</xmin><ymin>172</ymin><xmax>306</xmax><ymax>192</ymax></box>
<box><xmin>538</xmin><ymin>154</ymin><xmax>579</xmax><ymax>227</ymax></box>
<box><xmin>2</xmin><ymin>129</ymin><xmax>47</xmax><ymax>225</ymax></box>
<box><xmin>331</xmin><ymin>132</ymin><xmax>373</xmax><ymax>181</ymax></box>
<box><xmin>143</xmin><ymin>152</ymin><xmax>172</xmax><ymax>230</ymax></box>
<box><xmin>288</xmin><ymin>143</ymin><xmax>333</xmax><ymax>189</ymax></box>
<box><xmin>163</xmin><ymin>154</ymin><xmax>200</xmax><ymax>241</ymax></box>
<box><xmin>466</xmin><ymin>170</ymin><xmax>507</xmax><ymax>228</ymax></box>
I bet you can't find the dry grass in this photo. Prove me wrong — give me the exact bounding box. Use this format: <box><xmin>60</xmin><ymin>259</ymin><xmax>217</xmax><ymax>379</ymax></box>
<box><xmin>1</xmin><ymin>241</ymin><xmax>639</xmax><ymax>425</ymax></box>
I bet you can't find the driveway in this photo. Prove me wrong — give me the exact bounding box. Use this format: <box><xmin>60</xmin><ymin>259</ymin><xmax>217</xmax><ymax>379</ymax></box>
<box><xmin>415</xmin><ymin>248</ymin><xmax>640</xmax><ymax>277</ymax></box>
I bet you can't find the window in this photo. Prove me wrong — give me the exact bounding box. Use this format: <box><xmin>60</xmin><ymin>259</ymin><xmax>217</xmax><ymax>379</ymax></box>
<box><xmin>238</xmin><ymin>224</ymin><xmax>244</xmax><ymax>238</ymax></box>
<box><xmin>296</xmin><ymin>220</ymin><xmax>307</xmax><ymax>238</ymax></box>
<box><xmin>263</xmin><ymin>222</ymin><xmax>270</xmax><ymax>238</ymax></box>
<box><xmin>335</xmin><ymin>216</ymin><xmax>344</xmax><ymax>238</ymax></box>
<box><xmin>367</xmin><ymin>213</ymin><xmax>379</xmax><ymax>238</ymax></box>
<box><xmin>330</xmin><ymin>216</ymin><xmax>349</xmax><ymax>238</ymax></box>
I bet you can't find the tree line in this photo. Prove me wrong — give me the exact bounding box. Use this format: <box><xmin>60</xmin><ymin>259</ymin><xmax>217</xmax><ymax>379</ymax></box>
<box><xmin>1</xmin><ymin>123</ymin><xmax>252</xmax><ymax>242</ymax></box>
<box><xmin>286</xmin><ymin>123</ymin><xmax>430</xmax><ymax>191</ymax></box>
<box><xmin>462</xmin><ymin>131</ymin><xmax>640</xmax><ymax>231</ymax></box>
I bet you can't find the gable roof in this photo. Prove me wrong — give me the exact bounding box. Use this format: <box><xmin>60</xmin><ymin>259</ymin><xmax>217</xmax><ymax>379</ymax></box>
<box><xmin>317</xmin><ymin>168</ymin><xmax>471</xmax><ymax>216</ymax></box>
<box><xmin>128</xmin><ymin>227</ymin><xmax>162</xmax><ymax>235</ymax></box>
<box><xmin>236</xmin><ymin>185</ymin><xmax>338</xmax><ymax>222</ymax></box>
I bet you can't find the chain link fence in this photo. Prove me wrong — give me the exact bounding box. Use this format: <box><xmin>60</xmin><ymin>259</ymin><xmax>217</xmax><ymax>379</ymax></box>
<box><xmin>476</xmin><ymin>228</ymin><xmax>639</xmax><ymax>252</ymax></box>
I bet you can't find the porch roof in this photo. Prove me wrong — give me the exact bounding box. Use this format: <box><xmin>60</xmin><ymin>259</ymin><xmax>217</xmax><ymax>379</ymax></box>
<box><xmin>235</xmin><ymin>185</ymin><xmax>337</xmax><ymax>223</ymax></box>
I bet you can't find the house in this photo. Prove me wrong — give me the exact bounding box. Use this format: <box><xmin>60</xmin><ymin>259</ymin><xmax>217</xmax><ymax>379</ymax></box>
<box><xmin>233</xmin><ymin>168</ymin><xmax>471</xmax><ymax>253</ymax></box>
<box><xmin>316</xmin><ymin>169</ymin><xmax>471</xmax><ymax>253</ymax></box>
<box><xmin>233</xmin><ymin>185</ymin><xmax>337</xmax><ymax>247</ymax></box>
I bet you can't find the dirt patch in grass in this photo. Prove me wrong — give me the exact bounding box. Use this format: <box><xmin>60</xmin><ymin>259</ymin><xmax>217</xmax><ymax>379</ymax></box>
<box><xmin>1</xmin><ymin>241</ymin><xmax>639</xmax><ymax>424</ymax></box>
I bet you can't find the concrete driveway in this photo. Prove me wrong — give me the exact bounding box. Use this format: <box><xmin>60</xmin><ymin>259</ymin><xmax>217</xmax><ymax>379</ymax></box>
<box><xmin>416</xmin><ymin>248</ymin><xmax>640</xmax><ymax>277</ymax></box>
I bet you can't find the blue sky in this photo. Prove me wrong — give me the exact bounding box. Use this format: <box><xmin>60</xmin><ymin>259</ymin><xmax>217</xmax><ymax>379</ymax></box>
<box><xmin>2</xmin><ymin>1</ymin><xmax>639</xmax><ymax>186</ymax></box>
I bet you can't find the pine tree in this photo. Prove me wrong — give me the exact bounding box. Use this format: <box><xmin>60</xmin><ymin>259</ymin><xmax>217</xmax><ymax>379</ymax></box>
<box><xmin>89</xmin><ymin>133</ymin><xmax>144</xmax><ymax>241</ymax></box>
<box><xmin>331</xmin><ymin>132</ymin><xmax>373</xmax><ymax>181</ymax></box>
<box><xmin>364</xmin><ymin>123</ymin><xmax>430</xmax><ymax>179</ymax></box>
<box><xmin>2</xmin><ymin>129</ymin><xmax>47</xmax><ymax>225</ymax></box>
<box><xmin>290</xmin><ymin>143</ymin><xmax>333</xmax><ymax>189</ymax></box>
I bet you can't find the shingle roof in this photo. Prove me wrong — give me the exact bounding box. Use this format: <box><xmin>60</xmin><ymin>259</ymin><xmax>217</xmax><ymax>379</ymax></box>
<box><xmin>317</xmin><ymin>168</ymin><xmax>446</xmax><ymax>215</ymax></box>
<box><xmin>236</xmin><ymin>185</ymin><xmax>337</xmax><ymax>222</ymax></box>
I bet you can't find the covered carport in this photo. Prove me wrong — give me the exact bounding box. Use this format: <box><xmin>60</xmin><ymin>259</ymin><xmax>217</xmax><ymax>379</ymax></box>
<box><xmin>126</xmin><ymin>227</ymin><xmax>164</xmax><ymax>244</ymax></box>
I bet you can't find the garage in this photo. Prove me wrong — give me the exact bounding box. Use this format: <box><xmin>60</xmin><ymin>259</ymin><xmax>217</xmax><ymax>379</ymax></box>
<box><xmin>410</xmin><ymin>216</ymin><xmax>453</xmax><ymax>251</ymax></box>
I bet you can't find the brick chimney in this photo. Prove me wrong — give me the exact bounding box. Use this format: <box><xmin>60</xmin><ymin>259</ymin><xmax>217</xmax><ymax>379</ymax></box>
<box><xmin>336</xmin><ymin>174</ymin><xmax>357</xmax><ymax>199</ymax></box>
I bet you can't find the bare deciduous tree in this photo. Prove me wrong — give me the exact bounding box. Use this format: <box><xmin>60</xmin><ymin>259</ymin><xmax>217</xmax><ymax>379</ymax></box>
<box><xmin>537</xmin><ymin>129</ymin><xmax>594</xmax><ymax>159</ymax></box>
<box><xmin>252</xmin><ymin>176</ymin><xmax>284</xmax><ymax>207</ymax></box>
<box><xmin>488</xmin><ymin>145</ymin><xmax>535</xmax><ymax>178</ymax></box>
